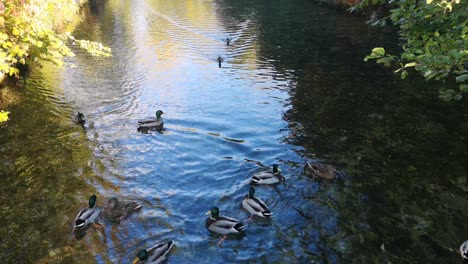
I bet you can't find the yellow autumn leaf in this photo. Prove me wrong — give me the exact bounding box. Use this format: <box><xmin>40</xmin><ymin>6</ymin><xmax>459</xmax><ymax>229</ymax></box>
<box><xmin>0</xmin><ymin>110</ymin><xmax>10</xmax><ymax>123</ymax></box>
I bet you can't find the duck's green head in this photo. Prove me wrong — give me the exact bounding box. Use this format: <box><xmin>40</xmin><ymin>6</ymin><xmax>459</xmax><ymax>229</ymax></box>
<box><xmin>206</xmin><ymin>207</ymin><xmax>219</xmax><ymax>219</ymax></box>
<box><xmin>156</xmin><ymin>110</ymin><xmax>163</xmax><ymax>118</ymax></box>
<box><xmin>248</xmin><ymin>186</ymin><xmax>256</xmax><ymax>198</ymax></box>
<box><xmin>133</xmin><ymin>249</ymin><xmax>148</xmax><ymax>263</ymax></box>
<box><xmin>89</xmin><ymin>195</ymin><xmax>97</xmax><ymax>208</ymax></box>
<box><xmin>272</xmin><ymin>164</ymin><xmax>281</xmax><ymax>174</ymax></box>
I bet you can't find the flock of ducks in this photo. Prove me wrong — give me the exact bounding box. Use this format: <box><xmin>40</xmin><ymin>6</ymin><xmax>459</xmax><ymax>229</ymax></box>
<box><xmin>72</xmin><ymin>109</ymin><xmax>340</xmax><ymax>262</ymax></box>
<box><xmin>205</xmin><ymin>164</ymin><xmax>284</xmax><ymax>246</ymax></box>
<box><xmin>73</xmin><ymin>109</ymin><xmax>468</xmax><ymax>262</ymax></box>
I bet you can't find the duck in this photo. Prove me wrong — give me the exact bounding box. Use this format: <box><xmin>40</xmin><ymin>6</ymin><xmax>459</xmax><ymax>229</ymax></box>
<box><xmin>250</xmin><ymin>164</ymin><xmax>284</xmax><ymax>185</ymax></box>
<box><xmin>74</xmin><ymin>195</ymin><xmax>101</xmax><ymax>230</ymax></box>
<box><xmin>303</xmin><ymin>162</ymin><xmax>337</xmax><ymax>181</ymax></box>
<box><xmin>205</xmin><ymin>207</ymin><xmax>245</xmax><ymax>245</ymax></box>
<box><xmin>103</xmin><ymin>197</ymin><xmax>142</xmax><ymax>224</ymax></box>
<box><xmin>138</xmin><ymin>110</ymin><xmax>164</xmax><ymax>132</ymax></box>
<box><xmin>133</xmin><ymin>240</ymin><xmax>174</xmax><ymax>264</ymax></box>
<box><xmin>242</xmin><ymin>186</ymin><xmax>272</xmax><ymax>220</ymax></box>
<box><xmin>461</xmin><ymin>240</ymin><xmax>468</xmax><ymax>262</ymax></box>
<box><xmin>74</xmin><ymin>112</ymin><xmax>85</xmax><ymax>126</ymax></box>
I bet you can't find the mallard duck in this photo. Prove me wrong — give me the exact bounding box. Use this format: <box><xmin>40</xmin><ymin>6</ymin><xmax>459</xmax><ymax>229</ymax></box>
<box><xmin>133</xmin><ymin>240</ymin><xmax>174</xmax><ymax>264</ymax></box>
<box><xmin>250</xmin><ymin>164</ymin><xmax>284</xmax><ymax>185</ymax></box>
<box><xmin>242</xmin><ymin>186</ymin><xmax>272</xmax><ymax>220</ymax></box>
<box><xmin>303</xmin><ymin>162</ymin><xmax>337</xmax><ymax>181</ymax></box>
<box><xmin>74</xmin><ymin>112</ymin><xmax>85</xmax><ymax>125</ymax></box>
<box><xmin>205</xmin><ymin>207</ymin><xmax>245</xmax><ymax>245</ymax></box>
<box><xmin>103</xmin><ymin>197</ymin><xmax>142</xmax><ymax>224</ymax></box>
<box><xmin>461</xmin><ymin>240</ymin><xmax>468</xmax><ymax>262</ymax></box>
<box><xmin>138</xmin><ymin>110</ymin><xmax>164</xmax><ymax>132</ymax></box>
<box><xmin>74</xmin><ymin>195</ymin><xmax>101</xmax><ymax>229</ymax></box>
<box><xmin>217</xmin><ymin>56</ymin><xmax>223</xmax><ymax>68</ymax></box>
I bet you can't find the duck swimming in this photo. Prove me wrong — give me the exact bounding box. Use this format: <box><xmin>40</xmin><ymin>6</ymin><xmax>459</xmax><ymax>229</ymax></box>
<box><xmin>133</xmin><ymin>240</ymin><xmax>174</xmax><ymax>264</ymax></box>
<box><xmin>242</xmin><ymin>186</ymin><xmax>272</xmax><ymax>220</ymax></box>
<box><xmin>103</xmin><ymin>197</ymin><xmax>142</xmax><ymax>224</ymax></box>
<box><xmin>74</xmin><ymin>112</ymin><xmax>85</xmax><ymax>126</ymax></box>
<box><xmin>74</xmin><ymin>195</ymin><xmax>101</xmax><ymax>231</ymax></box>
<box><xmin>250</xmin><ymin>164</ymin><xmax>284</xmax><ymax>185</ymax></box>
<box><xmin>303</xmin><ymin>162</ymin><xmax>337</xmax><ymax>181</ymax></box>
<box><xmin>461</xmin><ymin>240</ymin><xmax>468</xmax><ymax>262</ymax></box>
<box><xmin>138</xmin><ymin>110</ymin><xmax>164</xmax><ymax>132</ymax></box>
<box><xmin>205</xmin><ymin>207</ymin><xmax>245</xmax><ymax>245</ymax></box>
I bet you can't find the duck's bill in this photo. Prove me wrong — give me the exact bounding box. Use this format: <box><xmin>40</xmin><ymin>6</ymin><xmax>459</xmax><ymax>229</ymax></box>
<box><xmin>132</xmin><ymin>258</ymin><xmax>139</xmax><ymax>264</ymax></box>
<box><xmin>205</xmin><ymin>210</ymin><xmax>211</xmax><ymax>216</ymax></box>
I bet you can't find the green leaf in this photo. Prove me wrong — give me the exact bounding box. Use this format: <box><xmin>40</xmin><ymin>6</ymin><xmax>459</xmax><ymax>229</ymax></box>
<box><xmin>401</xmin><ymin>70</ymin><xmax>408</xmax><ymax>79</ymax></box>
<box><xmin>426</xmin><ymin>0</ymin><xmax>433</xmax><ymax>4</ymax></box>
<box><xmin>456</xmin><ymin>74</ymin><xmax>468</xmax><ymax>82</ymax></box>
<box><xmin>372</xmin><ymin>47</ymin><xmax>385</xmax><ymax>56</ymax></box>
<box><xmin>449</xmin><ymin>49</ymin><xmax>459</xmax><ymax>59</ymax></box>
<box><xmin>404</xmin><ymin>62</ymin><xmax>417</xmax><ymax>68</ymax></box>
<box><xmin>460</xmin><ymin>84</ymin><xmax>468</xmax><ymax>93</ymax></box>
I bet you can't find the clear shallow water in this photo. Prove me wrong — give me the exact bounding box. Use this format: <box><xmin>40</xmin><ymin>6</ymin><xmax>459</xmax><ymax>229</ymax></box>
<box><xmin>0</xmin><ymin>0</ymin><xmax>467</xmax><ymax>263</ymax></box>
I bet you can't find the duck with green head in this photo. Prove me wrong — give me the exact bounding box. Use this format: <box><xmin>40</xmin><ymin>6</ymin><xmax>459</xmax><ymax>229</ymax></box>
<box><xmin>103</xmin><ymin>197</ymin><xmax>142</xmax><ymax>224</ymax></box>
<box><xmin>242</xmin><ymin>186</ymin><xmax>272</xmax><ymax>220</ymax></box>
<box><xmin>205</xmin><ymin>207</ymin><xmax>245</xmax><ymax>245</ymax></box>
<box><xmin>74</xmin><ymin>195</ymin><xmax>101</xmax><ymax>230</ymax></box>
<box><xmin>133</xmin><ymin>240</ymin><xmax>174</xmax><ymax>264</ymax></box>
<box><xmin>138</xmin><ymin>110</ymin><xmax>164</xmax><ymax>132</ymax></box>
<box><xmin>250</xmin><ymin>164</ymin><xmax>284</xmax><ymax>185</ymax></box>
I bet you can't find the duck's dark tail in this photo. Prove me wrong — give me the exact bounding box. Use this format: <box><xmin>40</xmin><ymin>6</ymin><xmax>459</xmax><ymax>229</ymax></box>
<box><xmin>74</xmin><ymin>219</ymin><xmax>86</xmax><ymax>228</ymax></box>
<box><xmin>250</xmin><ymin>177</ymin><xmax>259</xmax><ymax>185</ymax></box>
<box><xmin>234</xmin><ymin>222</ymin><xmax>245</xmax><ymax>232</ymax></box>
<box><xmin>262</xmin><ymin>210</ymin><xmax>273</xmax><ymax>217</ymax></box>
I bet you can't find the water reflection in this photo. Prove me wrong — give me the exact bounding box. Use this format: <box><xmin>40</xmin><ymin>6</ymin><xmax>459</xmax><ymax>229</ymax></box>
<box><xmin>1</xmin><ymin>0</ymin><xmax>467</xmax><ymax>263</ymax></box>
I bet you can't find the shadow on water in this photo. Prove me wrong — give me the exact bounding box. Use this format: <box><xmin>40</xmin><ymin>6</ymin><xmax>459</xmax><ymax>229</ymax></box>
<box><xmin>218</xmin><ymin>0</ymin><xmax>468</xmax><ymax>263</ymax></box>
<box><xmin>0</xmin><ymin>71</ymin><xmax>110</xmax><ymax>262</ymax></box>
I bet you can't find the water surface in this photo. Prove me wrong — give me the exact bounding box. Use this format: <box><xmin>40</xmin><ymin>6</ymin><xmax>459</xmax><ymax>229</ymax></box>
<box><xmin>0</xmin><ymin>0</ymin><xmax>467</xmax><ymax>263</ymax></box>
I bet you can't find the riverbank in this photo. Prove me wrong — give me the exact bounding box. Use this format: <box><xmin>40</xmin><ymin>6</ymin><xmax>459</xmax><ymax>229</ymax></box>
<box><xmin>0</xmin><ymin>0</ymin><xmax>109</xmax><ymax>86</ymax></box>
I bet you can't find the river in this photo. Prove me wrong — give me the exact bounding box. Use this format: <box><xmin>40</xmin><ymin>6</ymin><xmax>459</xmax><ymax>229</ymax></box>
<box><xmin>0</xmin><ymin>0</ymin><xmax>467</xmax><ymax>263</ymax></box>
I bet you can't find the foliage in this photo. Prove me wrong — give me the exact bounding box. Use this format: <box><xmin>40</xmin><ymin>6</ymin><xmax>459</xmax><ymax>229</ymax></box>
<box><xmin>0</xmin><ymin>110</ymin><xmax>9</xmax><ymax>122</ymax></box>
<box><xmin>357</xmin><ymin>0</ymin><xmax>468</xmax><ymax>101</ymax></box>
<box><xmin>0</xmin><ymin>0</ymin><xmax>111</xmax><ymax>78</ymax></box>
